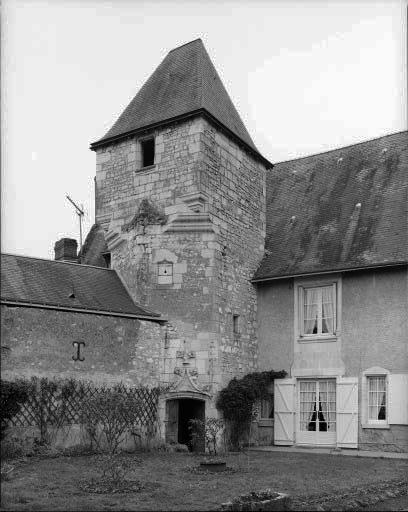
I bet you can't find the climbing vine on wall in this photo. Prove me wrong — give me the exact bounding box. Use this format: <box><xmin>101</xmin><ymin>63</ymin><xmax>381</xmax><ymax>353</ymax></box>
<box><xmin>215</xmin><ymin>369</ymin><xmax>286</xmax><ymax>449</ymax></box>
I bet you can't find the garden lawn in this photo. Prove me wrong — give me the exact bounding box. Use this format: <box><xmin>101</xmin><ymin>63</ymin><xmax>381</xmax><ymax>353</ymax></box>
<box><xmin>1</xmin><ymin>451</ymin><xmax>407</xmax><ymax>511</ymax></box>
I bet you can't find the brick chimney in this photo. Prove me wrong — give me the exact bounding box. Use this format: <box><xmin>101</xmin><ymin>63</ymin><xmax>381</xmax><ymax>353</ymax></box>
<box><xmin>54</xmin><ymin>238</ymin><xmax>78</xmax><ymax>263</ymax></box>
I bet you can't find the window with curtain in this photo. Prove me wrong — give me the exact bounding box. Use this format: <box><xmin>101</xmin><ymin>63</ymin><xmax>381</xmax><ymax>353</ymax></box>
<box><xmin>368</xmin><ymin>376</ymin><xmax>387</xmax><ymax>422</ymax></box>
<box><xmin>260</xmin><ymin>394</ymin><xmax>274</xmax><ymax>419</ymax></box>
<box><xmin>301</xmin><ymin>285</ymin><xmax>336</xmax><ymax>336</ymax></box>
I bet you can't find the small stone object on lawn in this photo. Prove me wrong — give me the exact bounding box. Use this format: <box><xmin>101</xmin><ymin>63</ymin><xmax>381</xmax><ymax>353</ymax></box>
<box><xmin>220</xmin><ymin>489</ymin><xmax>291</xmax><ymax>511</ymax></box>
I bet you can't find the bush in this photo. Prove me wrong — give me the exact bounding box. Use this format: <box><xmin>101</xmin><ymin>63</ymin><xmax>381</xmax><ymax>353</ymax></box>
<box><xmin>22</xmin><ymin>377</ymin><xmax>84</xmax><ymax>445</ymax></box>
<box><xmin>0</xmin><ymin>380</ymin><xmax>29</xmax><ymax>441</ymax></box>
<box><xmin>216</xmin><ymin>370</ymin><xmax>286</xmax><ymax>450</ymax></box>
<box><xmin>189</xmin><ymin>418</ymin><xmax>225</xmax><ymax>455</ymax></box>
<box><xmin>80</xmin><ymin>384</ymin><xmax>143</xmax><ymax>454</ymax></box>
<box><xmin>60</xmin><ymin>444</ymin><xmax>96</xmax><ymax>457</ymax></box>
<box><xmin>1</xmin><ymin>435</ymin><xmax>26</xmax><ymax>460</ymax></box>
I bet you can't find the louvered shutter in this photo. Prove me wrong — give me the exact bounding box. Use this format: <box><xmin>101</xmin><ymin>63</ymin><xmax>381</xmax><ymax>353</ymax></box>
<box><xmin>337</xmin><ymin>377</ymin><xmax>358</xmax><ymax>448</ymax></box>
<box><xmin>274</xmin><ymin>378</ymin><xmax>295</xmax><ymax>445</ymax></box>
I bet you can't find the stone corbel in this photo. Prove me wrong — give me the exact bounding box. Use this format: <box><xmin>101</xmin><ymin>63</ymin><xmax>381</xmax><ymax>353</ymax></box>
<box><xmin>105</xmin><ymin>228</ymin><xmax>127</xmax><ymax>251</ymax></box>
<box><xmin>163</xmin><ymin>191</ymin><xmax>217</xmax><ymax>234</ymax></box>
<box><xmin>182</xmin><ymin>192</ymin><xmax>209</xmax><ymax>214</ymax></box>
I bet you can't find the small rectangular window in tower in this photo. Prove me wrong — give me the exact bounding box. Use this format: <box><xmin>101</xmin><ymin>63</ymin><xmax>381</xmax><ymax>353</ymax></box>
<box><xmin>158</xmin><ymin>261</ymin><xmax>173</xmax><ymax>285</ymax></box>
<box><xmin>233</xmin><ymin>314</ymin><xmax>240</xmax><ymax>335</ymax></box>
<box><xmin>141</xmin><ymin>138</ymin><xmax>155</xmax><ymax>168</ymax></box>
<box><xmin>102</xmin><ymin>252</ymin><xmax>111</xmax><ymax>268</ymax></box>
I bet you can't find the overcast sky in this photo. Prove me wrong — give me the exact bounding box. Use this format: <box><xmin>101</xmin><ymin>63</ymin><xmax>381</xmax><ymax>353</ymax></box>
<box><xmin>1</xmin><ymin>0</ymin><xmax>407</xmax><ymax>259</ymax></box>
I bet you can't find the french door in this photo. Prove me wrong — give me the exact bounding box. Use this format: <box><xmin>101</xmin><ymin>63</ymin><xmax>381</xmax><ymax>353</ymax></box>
<box><xmin>297</xmin><ymin>379</ymin><xmax>336</xmax><ymax>446</ymax></box>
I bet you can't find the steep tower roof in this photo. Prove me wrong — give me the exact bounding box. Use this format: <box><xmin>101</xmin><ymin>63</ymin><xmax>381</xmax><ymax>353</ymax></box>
<box><xmin>91</xmin><ymin>39</ymin><xmax>269</xmax><ymax>164</ymax></box>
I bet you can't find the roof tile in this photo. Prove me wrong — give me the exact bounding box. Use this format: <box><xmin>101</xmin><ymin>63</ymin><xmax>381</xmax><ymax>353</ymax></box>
<box><xmin>254</xmin><ymin>131</ymin><xmax>408</xmax><ymax>280</ymax></box>
<box><xmin>91</xmin><ymin>39</ymin><xmax>259</xmax><ymax>154</ymax></box>
<box><xmin>1</xmin><ymin>253</ymin><xmax>161</xmax><ymax>319</ymax></box>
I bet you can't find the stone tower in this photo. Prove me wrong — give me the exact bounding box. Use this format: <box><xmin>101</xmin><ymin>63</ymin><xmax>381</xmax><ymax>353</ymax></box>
<box><xmin>90</xmin><ymin>39</ymin><xmax>272</xmax><ymax>442</ymax></box>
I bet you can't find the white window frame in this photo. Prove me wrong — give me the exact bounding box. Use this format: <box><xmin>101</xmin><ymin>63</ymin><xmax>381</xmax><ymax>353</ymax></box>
<box><xmin>362</xmin><ymin>367</ymin><xmax>390</xmax><ymax>429</ymax></box>
<box><xmin>295</xmin><ymin>277</ymin><xmax>341</xmax><ymax>342</ymax></box>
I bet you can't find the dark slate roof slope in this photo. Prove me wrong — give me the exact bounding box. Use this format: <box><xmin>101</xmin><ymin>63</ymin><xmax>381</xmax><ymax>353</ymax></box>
<box><xmin>91</xmin><ymin>39</ymin><xmax>266</xmax><ymax>163</ymax></box>
<box><xmin>254</xmin><ymin>131</ymin><xmax>408</xmax><ymax>281</ymax></box>
<box><xmin>1</xmin><ymin>253</ymin><xmax>161</xmax><ymax>320</ymax></box>
<box><xmin>79</xmin><ymin>223</ymin><xmax>109</xmax><ymax>268</ymax></box>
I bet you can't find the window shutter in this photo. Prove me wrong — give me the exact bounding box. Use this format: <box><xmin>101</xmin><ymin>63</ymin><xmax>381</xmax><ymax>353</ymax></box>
<box><xmin>274</xmin><ymin>378</ymin><xmax>295</xmax><ymax>445</ymax></box>
<box><xmin>388</xmin><ymin>374</ymin><xmax>408</xmax><ymax>425</ymax></box>
<box><xmin>337</xmin><ymin>377</ymin><xmax>358</xmax><ymax>448</ymax></box>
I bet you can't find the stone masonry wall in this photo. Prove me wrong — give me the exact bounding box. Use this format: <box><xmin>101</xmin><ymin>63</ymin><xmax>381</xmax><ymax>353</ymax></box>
<box><xmin>94</xmin><ymin>115</ymin><xmax>268</xmax><ymax>399</ymax></box>
<box><xmin>95</xmin><ymin>119</ymin><xmax>202</xmax><ymax>231</ymax></box>
<box><xmin>95</xmin><ymin>118</ymin><xmax>218</xmax><ymax>395</ymax></box>
<box><xmin>200</xmin><ymin>119</ymin><xmax>267</xmax><ymax>388</ymax></box>
<box><xmin>1</xmin><ymin>305</ymin><xmax>163</xmax><ymax>387</ymax></box>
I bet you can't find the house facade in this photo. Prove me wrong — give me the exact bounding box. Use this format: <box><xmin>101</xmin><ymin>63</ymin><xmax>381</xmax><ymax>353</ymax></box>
<box><xmin>255</xmin><ymin>132</ymin><xmax>408</xmax><ymax>452</ymax></box>
<box><xmin>2</xmin><ymin>39</ymin><xmax>407</xmax><ymax>452</ymax></box>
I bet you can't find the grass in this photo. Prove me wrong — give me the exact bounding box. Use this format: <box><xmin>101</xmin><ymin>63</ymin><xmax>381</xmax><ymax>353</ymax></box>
<box><xmin>1</xmin><ymin>451</ymin><xmax>407</xmax><ymax>511</ymax></box>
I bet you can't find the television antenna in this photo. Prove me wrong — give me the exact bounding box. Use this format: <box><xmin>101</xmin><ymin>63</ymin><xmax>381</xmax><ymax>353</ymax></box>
<box><xmin>66</xmin><ymin>195</ymin><xmax>84</xmax><ymax>259</ymax></box>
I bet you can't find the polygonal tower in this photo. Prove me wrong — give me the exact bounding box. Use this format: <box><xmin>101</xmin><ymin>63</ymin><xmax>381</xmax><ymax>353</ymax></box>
<box><xmin>89</xmin><ymin>39</ymin><xmax>272</xmax><ymax>445</ymax></box>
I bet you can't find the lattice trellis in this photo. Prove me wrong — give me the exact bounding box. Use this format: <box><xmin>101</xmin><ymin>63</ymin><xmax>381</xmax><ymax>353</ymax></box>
<box><xmin>9</xmin><ymin>382</ymin><xmax>159</xmax><ymax>429</ymax></box>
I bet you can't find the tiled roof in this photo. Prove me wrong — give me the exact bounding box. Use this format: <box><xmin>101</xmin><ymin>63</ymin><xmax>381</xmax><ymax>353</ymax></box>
<box><xmin>1</xmin><ymin>253</ymin><xmax>162</xmax><ymax>320</ymax></box>
<box><xmin>91</xmin><ymin>39</ymin><xmax>267</xmax><ymax>163</ymax></box>
<box><xmin>254</xmin><ymin>131</ymin><xmax>408</xmax><ymax>281</ymax></box>
<box><xmin>79</xmin><ymin>223</ymin><xmax>109</xmax><ymax>268</ymax></box>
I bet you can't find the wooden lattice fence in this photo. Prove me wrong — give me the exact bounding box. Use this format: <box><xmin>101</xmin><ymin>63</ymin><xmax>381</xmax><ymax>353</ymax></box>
<box><xmin>8</xmin><ymin>381</ymin><xmax>160</xmax><ymax>432</ymax></box>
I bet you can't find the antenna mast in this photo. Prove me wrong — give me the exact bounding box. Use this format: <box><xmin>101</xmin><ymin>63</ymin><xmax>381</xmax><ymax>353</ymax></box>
<box><xmin>66</xmin><ymin>195</ymin><xmax>85</xmax><ymax>260</ymax></box>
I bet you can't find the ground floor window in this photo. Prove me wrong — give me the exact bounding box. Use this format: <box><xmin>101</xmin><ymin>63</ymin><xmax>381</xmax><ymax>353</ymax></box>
<box><xmin>260</xmin><ymin>394</ymin><xmax>274</xmax><ymax>419</ymax></box>
<box><xmin>367</xmin><ymin>376</ymin><xmax>387</xmax><ymax>423</ymax></box>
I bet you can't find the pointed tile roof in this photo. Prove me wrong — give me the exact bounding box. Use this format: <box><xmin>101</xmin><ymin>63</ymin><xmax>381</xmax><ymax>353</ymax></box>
<box><xmin>91</xmin><ymin>39</ymin><xmax>270</xmax><ymax>165</ymax></box>
<box><xmin>254</xmin><ymin>131</ymin><xmax>408</xmax><ymax>281</ymax></box>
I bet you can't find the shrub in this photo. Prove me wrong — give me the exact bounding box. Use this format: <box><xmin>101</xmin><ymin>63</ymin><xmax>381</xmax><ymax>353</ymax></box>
<box><xmin>80</xmin><ymin>384</ymin><xmax>143</xmax><ymax>454</ymax></box>
<box><xmin>21</xmin><ymin>377</ymin><xmax>84</xmax><ymax>445</ymax></box>
<box><xmin>216</xmin><ymin>370</ymin><xmax>286</xmax><ymax>450</ymax></box>
<box><xmin>188</xmin><ymin>418</ymin><xmax>225</xmax><ymax>455</ymax></box>
<box><xmin>61</xmin><ymin>444</ymin><xmax>96</xmax><ymax>457</ymax></box>
<box><xmin>0</xmin><ymin>380</ymin><xmax>29</xmax><ymax>441</ymax></box>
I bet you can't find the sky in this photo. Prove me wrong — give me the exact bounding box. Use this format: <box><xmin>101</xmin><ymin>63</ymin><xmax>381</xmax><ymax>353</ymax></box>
<box><xmin>1</xmin><ymin>0</ymin><xmax>407</xmax><ymax>260</ymax></box>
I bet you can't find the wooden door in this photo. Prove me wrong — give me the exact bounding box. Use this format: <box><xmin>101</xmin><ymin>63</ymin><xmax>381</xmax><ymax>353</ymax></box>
<box><xmin>337</xmin><ymin>377</ymin><xmax>358</xmax><ymax>448</ymax></box>
<box><xmin>274</xmin><ymin>379</ymin><xmax>295</xmax><ymax>445</ymax></box>
<box><xmin>165</xmin><ymin>399</ymin><xmax>179</xmax><ymax>444</ymax></box>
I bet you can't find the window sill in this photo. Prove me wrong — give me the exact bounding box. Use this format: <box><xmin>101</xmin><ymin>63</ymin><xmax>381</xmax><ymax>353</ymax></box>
<box><xmin>298</xmin><ymin>335</ymin><xmax>338</xmax><ymax>343</ymax></box>
<box><xmin>258</xmin><ymin>419</ymin><xmax>274</xmax><ymax>427</ymax></box>
<box><xmin>362</xmin><ymin>423</ymin><xmax>390</xmax><ymax>430</ymax></box>
<box><xmin>137</xmin><ymin>164</ymin><xmax>156</xmax><ymax>172</ymax></box>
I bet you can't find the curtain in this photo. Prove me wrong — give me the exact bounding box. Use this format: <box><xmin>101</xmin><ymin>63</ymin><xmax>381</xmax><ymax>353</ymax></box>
<box><xmin>369</xmin><ymin>377</ymin><xmax>386</xmax><ymax>420</ymax></box>
<box><xmin>304</xmin><ymin>288</ymin><xmax>319</xmax><ymax>334</ymax></box>
<box><xmin>378</xmin><ymin>378</ymin><xmax>386</xmax><ymax>420</ymax></box>
<box><xmin>321</xmin><ymin>286</ymin><xmax>334</xmax><ymax>333</ymax></box>
<box><xmin>300</xmin><ymin>381</ymin><xmax>316</xmax><ymax>431</ymax></box>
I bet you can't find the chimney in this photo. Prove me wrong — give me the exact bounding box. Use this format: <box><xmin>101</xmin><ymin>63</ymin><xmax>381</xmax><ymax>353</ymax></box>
<box><xmin>54</xmin><ymin>238</ymin><xmax>78</xmax><ymax>263</ymax></box>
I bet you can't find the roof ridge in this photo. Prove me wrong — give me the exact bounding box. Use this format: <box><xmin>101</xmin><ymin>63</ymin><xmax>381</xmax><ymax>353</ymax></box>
<box><xmin>197</xmin><ymin>38</ymin><xmax>203</xmax><ymax>106</ymax></box>
<box><xmin>0</xmin><ymin>252</ymin><xmax>115</xmax><ymax>271</ymax></box>
<box><xmin>168</xmin><ymin>38</ymin><xmax>203</xmax><ymax>54</ymax></box>
<box><xmin>273</xmin><ymin>130</ymin><xmax>408</xmax><ymax>166</ymax></box>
